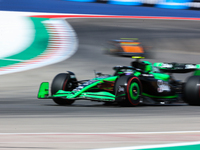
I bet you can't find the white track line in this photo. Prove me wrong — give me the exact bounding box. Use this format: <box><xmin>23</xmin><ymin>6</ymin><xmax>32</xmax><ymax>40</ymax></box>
<box><xmin>90</xmin><ymin>141</ymin><xmax>200</xmax><ymax>150</ymax></box>
<box><xmin>0</xmin><ymin>131</ymin><xmax>200</xmax><ymax>135</ymax></box>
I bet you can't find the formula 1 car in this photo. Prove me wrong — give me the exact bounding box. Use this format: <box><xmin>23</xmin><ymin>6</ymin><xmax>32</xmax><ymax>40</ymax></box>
<box><xmin>105</xmin><ymin>38</ymin><xmax>145</xmax><ymax>57</ymax></box>
<box><xmin>38</xmin><ymin>56</ymin><xmax>200</xmax><ymax>106</ymax></box>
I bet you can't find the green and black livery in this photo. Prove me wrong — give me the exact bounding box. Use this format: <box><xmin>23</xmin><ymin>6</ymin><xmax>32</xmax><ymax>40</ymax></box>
<box><xmin>38</xmin><ymin>57</ymin><xmax>200</xmax><ymax>106</ymax></box>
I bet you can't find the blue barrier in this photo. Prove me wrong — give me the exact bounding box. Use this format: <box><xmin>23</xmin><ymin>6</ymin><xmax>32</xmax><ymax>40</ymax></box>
<box><xmin>108</xmin><ymin>0</ymin><xmax>142</xmax><ymax>5</ymax></box>
<box><xmin>156</xmin><ymin>0</ymin><xmax>192</xmax><ymax>9</ymax></box>
<box><xmin>62</xmin><ymin>0</ymin><xmax>200</xmax><ymax>9</ymax></box>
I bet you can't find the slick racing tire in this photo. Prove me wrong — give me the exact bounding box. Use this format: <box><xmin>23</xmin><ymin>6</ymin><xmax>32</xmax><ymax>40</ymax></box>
<box><xmin>51</xmin><ymin>72</ymin><xmax>77</xmax><ymax>105</ymax></box>
<box><xmin>115</xmin><ymin>75</ymin><xmax>142</xmax><ymax>106</ymax></box>
<box><xmin>182</xmin><ymin>76</ymin><xmax>200</xmax><ymax>106</ymax></box>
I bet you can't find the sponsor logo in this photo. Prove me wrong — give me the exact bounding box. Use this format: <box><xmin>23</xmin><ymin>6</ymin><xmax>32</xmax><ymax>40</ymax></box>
<box><xmin>73</xmin><ymin>80</ymin><xmax>97</xmax><ymax>92</ymax></box>
<box><xmin>125</xmin><ymin>69</ymin><xmax>134</xmax><ymax>73</ymax></box>
<box><xmin>118</xmin><ymin>86</ymin><xmax>124</xmax><ymax>92</ymax></box>
<box><xmin>70</xmin><ymin>75</ymin><xmax>76</xmax><ymax>78</ymax></box>
<box><xmin>82</xmin><ymin>80</ymin><xmax>97</xmax><ymax>86</ymax></box>
<box><xmin>185</xmin><ymin>64</ymin><xmax>196</xmax><ymax>69</ymax></box>
<box><xmin>161</xmin><ymin>63</ymin><xmax>173</xmax><ymax>68</ymax></box>
<box><xmin>157</xmin><ymin>80</ymin><xmax>170</xmax><ymax>93</ymax></box>
<box><xmin>142</xmin><ymin>74</ymin><xmax>154</xmax><ymax>77</ymax></box>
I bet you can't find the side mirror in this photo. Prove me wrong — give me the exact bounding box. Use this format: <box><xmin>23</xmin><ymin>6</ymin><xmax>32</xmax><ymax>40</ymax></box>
<box><xmin>96</xmin><ymin>72</ymin><xmax>102</xmax><ymax>77</ymax></box>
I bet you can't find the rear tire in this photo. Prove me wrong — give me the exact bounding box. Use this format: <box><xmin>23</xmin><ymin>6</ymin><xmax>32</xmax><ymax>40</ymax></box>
<box><xmin>115</xmin><ymin>75</ymin><xmax>142</xmax><ymax>106</ymax></box>
<box><xmin>51</xmin><ymin>73</ymin><xmax>77</xmax><ymax>105</ymax></box>
<box><xmin>183</xmin><ymin>76</ymin><xmax>200</xmax><ymax>106</ymax></box>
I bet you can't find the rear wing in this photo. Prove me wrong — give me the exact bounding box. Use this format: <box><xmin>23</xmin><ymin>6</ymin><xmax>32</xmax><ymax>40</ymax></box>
<box><xmin>154</xmin><ymin>62</ymin><xmax>200</xmax><ymax>74</ymax></box>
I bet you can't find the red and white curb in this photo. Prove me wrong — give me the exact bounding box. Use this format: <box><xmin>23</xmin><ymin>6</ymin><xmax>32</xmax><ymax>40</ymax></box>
<box><xmin>0</xmin><ymin>15</ymin><xmax>78</xmax><ymax>75</ymax></box>
<box><xmin>44</xmin><ymin>19</ymin><xmax>78</xmax><ymax>64</ymax></box>
<box><xmin>3</xmin><ymin>19</ymin><xmax>78</xmax><ymax>72</ymax></box>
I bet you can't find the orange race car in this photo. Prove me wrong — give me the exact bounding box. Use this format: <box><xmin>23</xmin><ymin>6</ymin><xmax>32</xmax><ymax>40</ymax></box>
<box><xmin>105</xmin><ymin>38</ymin><xmax>146</xmax><ymax>57</ymax></box>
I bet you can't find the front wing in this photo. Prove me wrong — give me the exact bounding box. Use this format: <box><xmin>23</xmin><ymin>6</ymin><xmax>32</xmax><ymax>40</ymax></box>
<box><xmin>38</xmin><ymin>82</ymin><xmax>116</xmax><ymax>102</ymax></box>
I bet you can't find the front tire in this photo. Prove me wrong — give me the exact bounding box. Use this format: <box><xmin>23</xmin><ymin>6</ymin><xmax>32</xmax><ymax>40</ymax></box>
<box><xmin>115</xmin><ymin>75</ymin><xmax>142</xmax><ymax>106</ymax></box>
<box><xmin>183</xmin><ymin>76</ymin><xmax>200</xmax><ymax>106</ymax></box>
<box><xmin>51</xmin><ymin>73</ymin><xmax>77</xmax><ymax>105</ymax></box>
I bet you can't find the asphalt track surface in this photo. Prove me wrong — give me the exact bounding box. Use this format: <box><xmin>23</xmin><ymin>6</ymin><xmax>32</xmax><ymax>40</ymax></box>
<box><xmin>1</xmin><ymin>18</ymin><xmax>200</xmax><ymax>149</ymax></box>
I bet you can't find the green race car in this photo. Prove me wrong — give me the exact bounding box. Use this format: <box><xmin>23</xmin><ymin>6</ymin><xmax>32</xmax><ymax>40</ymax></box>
<box><xmin>38</xmin><ymin>57</ymin><xmax>200</xmax><ymax>106</ymax></box>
